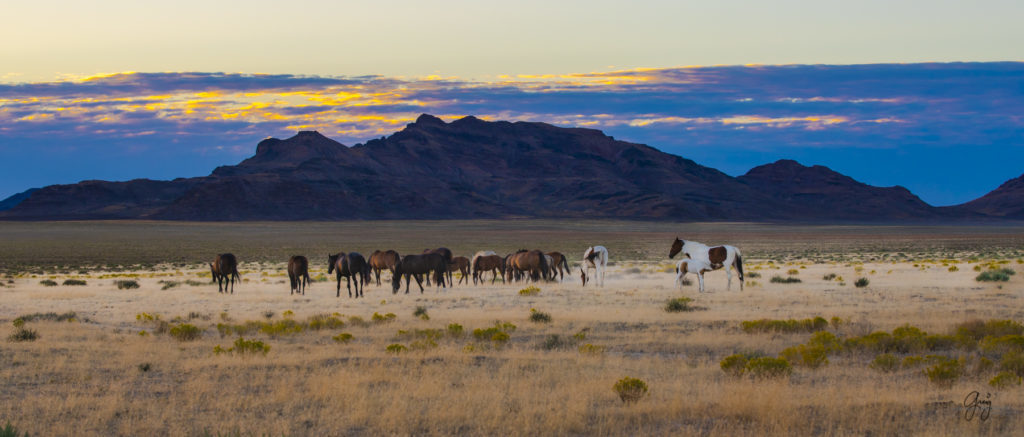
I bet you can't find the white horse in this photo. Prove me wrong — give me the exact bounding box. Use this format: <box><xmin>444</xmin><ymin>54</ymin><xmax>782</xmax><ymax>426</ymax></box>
<box><xmin>581</xmin><ymin>245</ymin><xmax>608</xmax><ymax>287</ymax></box>
<box><xmin>676</xmin><ymin>258</ymin><xmax>713</xmax><ymax>292</ymax></box>
<box><xmin>668</xmin><ymin>237</ymin><xmax>744</xmax><ymax>291</ymax></box>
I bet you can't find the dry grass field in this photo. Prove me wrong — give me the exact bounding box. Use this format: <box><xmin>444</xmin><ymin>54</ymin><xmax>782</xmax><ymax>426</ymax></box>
<box><xmin>2</xmin><ymin>220</ymin><xmax>1024</xmax><ymax>436</ymax></box>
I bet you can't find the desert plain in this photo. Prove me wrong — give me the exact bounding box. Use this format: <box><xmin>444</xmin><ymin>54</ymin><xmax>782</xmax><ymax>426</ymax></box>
<box><xmin>2</xmin><ymin>220</ymin><xmax>1024</xmax><ymax>436</ymax></box>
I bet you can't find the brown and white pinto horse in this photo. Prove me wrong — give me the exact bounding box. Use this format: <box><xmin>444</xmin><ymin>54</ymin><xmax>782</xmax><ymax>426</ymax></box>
<box><xmin>668</xmin><ymin>237</ymin><xmax>744</xmax><ymax>291</ymax></box>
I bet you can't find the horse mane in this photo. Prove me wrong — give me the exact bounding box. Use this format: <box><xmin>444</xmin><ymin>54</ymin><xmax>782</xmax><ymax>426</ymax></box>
<box><xmin>516</xmin><ymin>249</ymin><xmax>529</xmax><ymax>253</ymax></box>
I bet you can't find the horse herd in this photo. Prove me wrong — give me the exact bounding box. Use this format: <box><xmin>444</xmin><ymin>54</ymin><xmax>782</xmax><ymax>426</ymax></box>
<box><xmin>207</xmin><ymin>238</ymin><xmax>745</xmax><ymax>298</ymax></box>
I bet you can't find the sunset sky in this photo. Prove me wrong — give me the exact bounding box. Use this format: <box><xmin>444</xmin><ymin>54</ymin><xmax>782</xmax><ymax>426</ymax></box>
<box><xmin>2</xmin><ymin>1</ymin><xmax>1023</xmax><ymax>205</ymax></box>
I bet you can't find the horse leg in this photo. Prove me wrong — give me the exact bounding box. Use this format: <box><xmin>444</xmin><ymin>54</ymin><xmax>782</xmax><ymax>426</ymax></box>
<box><xmin>725</xmin><ymin>265</ymin><xmax>732</xmax><ymax>291</ymax></box>
<box><xmin>346</xmin><ymin>276</ymin><xmax>352</xmax><ymax>298</ymax></box>
<box><xmin>698</xmin><ymin>272</ymin><xmax>705</xmax><ymax>293</ymax></box>
<box><xmin>336</xmin><ymin>274</ymin><xmax>341</xmax><ymax>298</ymax></box>
<box><xmin>415</xmin><ymin>274</ymin><xmax>424</xmax><ymax>293</ymax></box>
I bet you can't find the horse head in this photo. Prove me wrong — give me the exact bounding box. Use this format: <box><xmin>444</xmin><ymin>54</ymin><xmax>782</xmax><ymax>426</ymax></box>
<box><xmin>327</xmin><ymin>253</ymin><xmax>339</xmax><ymax>274</ymax></box>
<box><xmin>669</xmin><ymin>237</ymin><xmax>683</xmax><ymax>259</ymax></box>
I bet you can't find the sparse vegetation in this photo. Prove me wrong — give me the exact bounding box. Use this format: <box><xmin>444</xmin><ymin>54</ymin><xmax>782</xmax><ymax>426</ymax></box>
<box><xmin>115</xmin><ymin>279</ymin><xmax>140</xmax><ymax>289</ymax></box>
<box><xmin>854</xmin><ymin>277</ymin><xmax>869</xmax><ymax>288</ymax></box>
<box><xmin>529</xmin><ymin>309</ymin><xmax>552</xmax><ymax>323</ymax></box>
<box><xmin>612</xmin><ymin>377</ymin><xmax>648</xmax><ymax>404</ymax></box>
<box><xmin>62</xmin><ymin>279</ymin><xmax>87</xmax><ymax>286</ymax></box>
<box><xmin>169</xmin><ymin>323</ymin><xmax>203</xmax><ymax>341</ymax></box>
<box><xmin>39</xmin><ymin>279</ymin><xmax>57</xmax><ymax>286</ymax></box>
<box><xmin>741</xmin><ymin>317</ymin><xmax>829</xmax><ymax>334</ymax></box>
<box><xmin>518</xmin><ymin>286</ymin><xmax>540</xmax><ymax>296</ymax></box>
<box><xmin>770</xmin><ymin>275</ymin><xmax>801</xmax><ymax>284</ymax></box>
<box><xmin>664</xmin><ymin>297</ymin><xmax>695</xmax><ymax>312</ymax></box>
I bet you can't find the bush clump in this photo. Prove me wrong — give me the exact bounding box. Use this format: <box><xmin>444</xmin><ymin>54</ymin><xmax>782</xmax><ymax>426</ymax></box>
<box><xmin>413</xmin><ymin>306</ymin><xmax>429</xmax><ymax>320</ymax></box>
<box><xmin>780</xmin><ymin>344</ymin><xmax>829</xmax><ymax>369</ymax></box>
<box><xmin>664</xmin><ymin>297</ymin><xmax>695</xmax><ymax>313</ymax></box>
<box><xmin>854</xmin><ymin>278</ymin><xmax>870</xmax><ymax>288</ymax></box>
<box><xmin>720</xmin><ymin>354</ymin><xmax>750</xmax><ymax>378</ymax></box>
<box><xmin>372</xmin><ymin>312</ymin><xmax>397</xmax><ymax>324</ymax></box>
<box><xmin>976</xmin><ymin>268</ymin><xmax>1015</xmax><ymax>282</ymax></box>
<box><xmin>446</xmin><ymin>323</ymin><xmax>464</xmax><ymax>337</ymax></box>
<box><xmin>332</xmin><ymin>332</ymin><xmax>354</xmax><ymax>343</ymax></box>
<box><xmin>169</xmin><ymin>323</ymin><xmax>203</xmax><ymax>341</ymax></box>
<box><xmin>870</xmin><ymin>353</ymin><xmax>900</xmax><ymax>372</ymax></box>
<box><xmin>214</xmin><ymin>337</ymin><xmax>270</xmax><ymax>356</ymax></box>
<box><xmin>924</xmin><ymin>357</ymin><xmax>963</xmax><ymax>387</ymax></box>
<box><xmin>741</xmin><ymin>317</ymin><xmax>829</xmax><ymax>334</ymax></box>
<box><xmin>518</xmin><ymin>286</ymin><xmax>540</xmax><ymax>296</ymax></box>
<box><xmin>62</xmin><ymin>279</ymin><xmax>87</xmax><ymax>286</ymax></box>
<box><xmin>386</xmin><ymin>343</ymin><xmax>408</xmax><ymax>354</ymax></box>
<box><xmin>39</xmin><ymin>279</ymin><xmax>58</xmax><ymax>287</ymax></box>
<box><xmin>115</xmin><ymin>279</ymin><xmax>140</xmax><ymax>289</ymax></box>
<box><xmin>529</xmin><ymin>309</ymin><xmax>552</xmax><ymax>323</ymax></box>
<box><xmin>770</xmin><ymin>276</ymin><xmax>801</xmax><ymax>284</ymax></box>
<box><xmin>745</xmin><ymin>357</ymin><xmax>793</xmax><ymax>379</ymax></box>
<box><xmin>8</xmin><ymin>319</ymin><xmax>38</xmax><ymax>342</ymax></box>
<box><xmin>612</xmin><ymin>377</ymin><xmax>648</xmax><ymax>404</ymax></box>
<box><xmin>989</xmin><ymin>371</ymin><xmax>1022</xmax><ymax>389</ymax></box>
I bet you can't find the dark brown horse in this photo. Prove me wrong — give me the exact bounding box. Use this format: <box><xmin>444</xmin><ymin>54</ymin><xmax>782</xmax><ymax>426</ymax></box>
<box><xmin>287</xmin><ymin>255</ymin><xmax>310</xmax><ymax>295</ymax></box>
<box><xmin>546</xmin><ymin>251</ymin><xmax>570</xmax><ymax>281</ymax></box>
<box><xmin>473</xmin><ymin>254</ymin><xmax>506</xmax><ymax>284</ymax></box>
<box><xmin>368</xmin><ymin>250</ymin><xmax>401</xmax><ymax>286</ymax></box>
<box><xmin>328</xmin><ymin>252</ymin><xmax>369</xmax><ymax>298</ymax></box>
<box><xmin>423</xmin><ymin>248</ymin><xmax>454</xmax><ymax>285</ymax></box>
<box><xmin>210</xmin><ymin>253</ymin><xmax>240</xmax><ymax>294</ymax></box>
<box><xmin>448</xmin><ymin>256</ymin><xmax>470</xmax><ymax>285</ymax></box>
<box><xmin>393</xmin><ymin>253</ymin><xmax>448</xmax><ymax>294</ymax></box>
<box><xmin>506</xmin><ymin>249</ymin><xmax>550</xmax><ymax>283</ymax></box>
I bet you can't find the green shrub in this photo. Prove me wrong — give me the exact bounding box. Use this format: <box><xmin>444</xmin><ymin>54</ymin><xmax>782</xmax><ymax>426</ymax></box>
<box><xmin>386</xmin><ymin>343</ymin><xmax>408</xmax><ymax>354</ymax></box>
<box><xmin>612</xmin><ymin>377</ymin><xmax>648</xmax><ymax>404</ymax></box>
<box><xmin>854</xmin><ymin>278</ymin><xmax>869</xmax><ymax>288</ymax></box>
<box><xmin>822</xmin><ymin>273</ymin><xmax>837</xmax><ymax>281</ymax></box>
<box><xmin>745</xmin><ymin>357</ymin><xmax>792</xmax><ymax>379</ymax></box>
<box><xmin>307</xmin><ymin>314</ymin><xmax>345</xmax><ymax>330</ymax></box>
<box><xmin>518</xmin><ymin>286</ymin><xmax>540</xmax><ymax>296</ymax></box>
<box><xmin>259</xmin><ymin>319</ymin><xmax>304</xmax><ymax>337</ymax></box>
<box><xmin>39</xmin><ymin>279</ymin><xmax>58</xmax><ymax>287</ymax></box>
<box><xmin>720</xmin><ymin>354</ymin><xmax>749</xmax><ymax>378</ymax></box>
<box><xmin>115</xmin><ymin>279</ymin><xmax>140</xmax><ymax>289</ymax></box>
<box><xmin>0</xmin><ymin>422</ymin><xmax>28</xmax><ymax>437</ymax></box>
<box><xmin>8</xmin><ymin>327</ymin><xmax>38</xmax><ymax>342</ymax></box>
<box><xmin>924</xmin><ymin>357</ymin><xmax>962</xmax><ymax>387</ymax></box>
<box><xmin>578</xmin><ymin>343</ymin><xmax>605</xmax><ymax>355</ymax></box>
<box><xmin>159</xmin><ymin>280</ymin><xmax>180</xmax><ymax>290</ymax></box>
<box><xmin>948</xmin><ymin>265</ymin><xmax>959</xmax><ymax>272</ymax></box>
<box><xmin>446</xmin><ymin>323</ymin><xmax>464</xmax><ymax>337</ymax></box>
<box><xmin>230</xmin><ymin>337</ymin><xmax>270</xmax><ymax>355</ymax></box>
<box><xmin>169</xmin><ymin>323</ymin><xmax>203</xmax><ymax>341</ymax></box>
<box><xmin>138</xmin><ymin>363</ymin><xmax>152</xmax><ymax>372</ymax></box>
<box><xmin>747</xmin><ymin>272</ymin><xmax>761</xmax><ymax>278</ymax></box>
<box><xmin>976</xmin><ymin>269</ymin><xmax>1014</xmax><ymax>282</ymax></box>
<box><xmin>62</xmin><ymin>279</ymin><xmax>86</xmax><ymax>286</ymax></box>
<box><xmin>980</xmin><ymin>335</ymin><xmax>1024</xmax><ymax>354</ymax></box>
<box><xmin>541</xmin><ymin>334</ymin><xmax>569</xmax><ymax>350</ymax></box>
<box><xmin>413</xmin><ymin>306</ymin><xmax>429</xmax><ymax>320</ymax></box>
<box><xmin>529</xmin><ymin>309</ymin><xmax>552</xmax><ymax>323</ymax></box>
<box><xmin>490</xmin><ymin>332</ymin><xmax>510</xmax><ymax>343</ymax></box>
<box><xmin>664</xmin><ymin>297</ymin><xmax>695</xmax><ymax>313</ymax></box>
<box><xmin>332</xmin><ymin>332</ymin><xmax>354</xmax><ymax>343</ymax></box>
<box><xmin>372</xmin><ymin>312</ymin><xmax>397</xmax><ymax>324</ymax></box>
<box><xmin>999</xmin><ymin>350</ymin><xmax>1024</xmax><ymax>377</ymax></box>
<box><xmin>870</xmin><ymin>353</ymin><xmax>899</xmax><ymax>372</ymax></box>
<box><xmin>741</xmin><ymin>317</ymin><xmax>828</xmax><ymax>334</ymax></box>
<box><xmin>770</xmin><ymin>276</ymin><xmax>801</xmax><ymax>284</ymax></box>
<box><xmin>808</xmin><ymin>331</ymin><xmax>842</xmax><ymax>352</ymax></box>
<box><xmin>780</xmin><ymin>344</ymin><xmax>829</xmax><ymax>369</ymax></box>
<box><xmin>989</xmin><ymin>371</ymin><xmax>1022</xmax><ymax>389</ymax></box>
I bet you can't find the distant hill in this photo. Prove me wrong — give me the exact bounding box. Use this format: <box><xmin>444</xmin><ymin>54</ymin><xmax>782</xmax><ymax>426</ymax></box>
<box><xmin>950</xmin><ymin>173</ymin><xmax>1024</xmax><ymax>219</ymax></box>
<box><xmin>0</xmin><ymin>114</ymin><xmax>1016</xmax><ymax>222</ymax></box>
<box><xmin>0</xmin><ymin>188</ymin><xmax>38</xmax><ymax>211</ymax></box>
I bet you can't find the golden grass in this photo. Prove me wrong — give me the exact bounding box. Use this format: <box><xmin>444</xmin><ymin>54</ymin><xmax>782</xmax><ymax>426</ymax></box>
<box><xmin>2</xmin><ymin>222</ymin><xmax>1024</xmax><ymax>435</ymax></box>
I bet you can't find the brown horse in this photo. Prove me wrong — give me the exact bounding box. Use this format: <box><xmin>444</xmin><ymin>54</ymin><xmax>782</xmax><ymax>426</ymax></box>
<box><xmin>472</xmin><ymin>254</ymin><xmax>506</xmax><ymax>284</ymax></box>
<box><xmin>393</xmin><ymin>253</ymin><xmax>448</xmax><ymax>294</ymax></box>
<box><xmin>423</xmin><ymin>248</ymin><xmax>454</xmax><ymax>285</ymax></box>
<box><xmin>368</xmin><ymin>250</ymin><xmax>401</xmax><ymax>286</ymax></box>
<box><xmin>328</xmin><ymin>252</ymin><xmax>369</xmax><ymax>298</ymax></box>
<box><xmin>448</xmin><ymin>256</ymin><xmax>470</xmax><ymax>285</ymax></box>
<box><xmin>210</xmin><ymin>253</ymin><xmax>240</xmax><ymax>294</ymax></box>
<box><xmin>506</xmin><ymin>249</ymin><xmax>549</xmax><ymax>283</ymax></box>
<box><xmin>546</xmin><ymin>251</ymin><xmax>570</xmax><ymax>281</ymax></box>
<box><xmin>287</xmin><ymin>255</ymin><xmax>310</xmax><ymax>295</ymax></box>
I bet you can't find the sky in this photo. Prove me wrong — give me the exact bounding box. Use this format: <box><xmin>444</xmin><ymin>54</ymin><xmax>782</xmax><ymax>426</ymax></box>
<box><xmin>1</xmin><ymin>1</ymin><xmax>1023</xmax><ymax>205</ymax></box>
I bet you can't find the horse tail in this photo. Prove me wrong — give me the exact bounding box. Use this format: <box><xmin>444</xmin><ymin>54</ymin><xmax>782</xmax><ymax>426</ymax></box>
<box><xmin>539</xmin><ymin>252</ymin><xmax>549</xmax><ymax>282</ymax></box>
<box><xmin>735</xmin><ymin>251</ymin><xmax>744</xmax><ymax>289</ymax></box>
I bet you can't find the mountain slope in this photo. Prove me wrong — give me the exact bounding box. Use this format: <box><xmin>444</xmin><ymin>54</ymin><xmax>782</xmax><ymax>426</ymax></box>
<box><xmin>952</xmin><ymin>173</ymin><xmax>1024</xmax><ymax>219</ymax></box>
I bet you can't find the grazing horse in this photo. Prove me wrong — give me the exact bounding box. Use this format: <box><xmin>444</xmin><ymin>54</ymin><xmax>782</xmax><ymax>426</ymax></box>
<box><xmin>676</xmin><ymin>258</ymin><xmax>713</xmax><ymax>292</ymax></box>
<box><xmin>392</xmin><ymin>253</ymin><xmax>448</xmax><ymax>294</ymax></box>
<box><xmin>546</xmin><ymin>251</ymin><xmax>570</xmax><ymax>281</ymax></box>
<box><xmin>448</xmin><ymin>256</ymin><xmax>471</xmax><ymax>285</ymax></box>
<box><xmin>423</xmin><ymin>248</ymin><xmax>454</xmax><ymax>285</ymax></box>
<box><xmin>581</xmin><ymin>246</ymin><xmax>608</xmax><ymax>287</ymax></box>
<box><xmin>210</xmin><ymin>253</ymin><xmax>240</xmax><ymax>294</ymax></box>
<box><xmin>472</xmin><ymin>254</ymin><xmax>505</xmax><ymax>284</ymax></box>
<box><xmin>368</xmin><ymin>250</ymin><xmax>401</xmax><ymax>286</ymax></box>
<box><xmin>328</xmin><ymin>252</ymin><xmax>369</xmax><ymax>298</ymax></box>
<box><xmin>668</xmin><ymin>237</ymin><xmax>744</xmax><ymax>291</ymax></box>
<box><xmin>507</xmin><ymin>249</ymin><xmax>549</xmax><ymax>282</ymax></box>
<box><xmin>287</xmin><ymin>255</ymin><xmax>311</xmax><ymax>295</ymax></box>
<box><xmin>470</xmin><ymin>251</ymin><xmax>496</xmax><ymax>284</ymax></box>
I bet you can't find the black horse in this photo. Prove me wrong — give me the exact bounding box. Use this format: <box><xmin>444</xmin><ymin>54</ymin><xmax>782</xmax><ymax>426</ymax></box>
<box><xmin>210</xmin><ymin>253</ymin><xmax>240</xmax><ymax>294</ymax></box>
<box><xmin>392</xmin><ymin>253</ymin><xmax>448</xmax><ymax>294</ymax></box>
<box><xmin>328</xmin><ymin>252</ymin><xmax>369</xmax><ymax>298</ymax></box>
